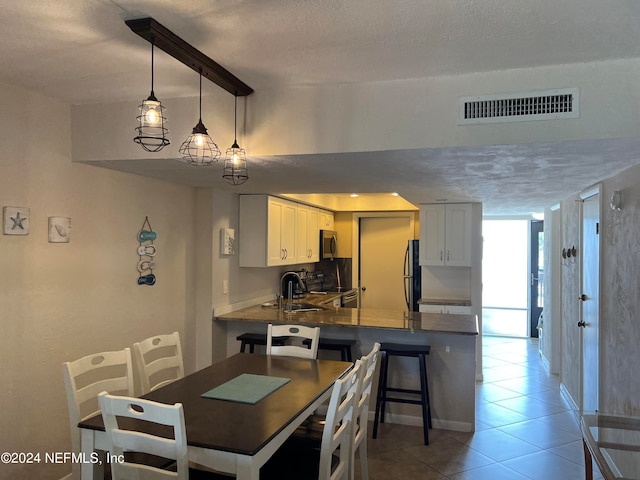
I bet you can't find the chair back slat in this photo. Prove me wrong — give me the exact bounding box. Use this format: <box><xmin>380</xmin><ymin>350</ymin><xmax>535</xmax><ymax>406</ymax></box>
<box><xmin>133</xmin><ymin>332</ymin><xmax>184</xmax><ymax>394</ymax></box>
<box><xmin>62</xmin><ymin>348</ymin><xmax>133</xmax><ymax>480</ymax></box>
<box><xmin>267</xmin><ymin>324</ymin><xmax>320</xmax><ymax>359</ymax></box>
<box><xmin>98</xmin><ymin>392</ymin><xmax>188</xmax><ymax>480</ymax></box>
<box><xmin>320</xmin><ymin>361</ymin><xmax>361</xmax><ymax>480</ymax></box>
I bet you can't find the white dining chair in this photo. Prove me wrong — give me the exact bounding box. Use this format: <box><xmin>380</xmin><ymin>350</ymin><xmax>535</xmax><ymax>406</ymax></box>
<box><xmin>350</xmin><ymin>342</ymin><xmax>380</xmax><ymax>480</ymax></box>
<box><xmin>266</xmin><ymin>323</ymin><xmax>320</xmax><ymax>359</ymax></box>
<box><xmin>133</xmin><ymin>331</ymin><xmax>184</xmax><ymax>394</ymax></box>
<box><xmin>62</xmin><ymin>348</ymin><xmax>134</xmax><ymax>480</ymax></box>
<box><xmin>289</xmin><ymin>343</ymin><xmax>381</xmax><ymax>480</ymax></box>
<box><xmin>98</xmin><ymin>392</ymin><xmax>236</xmax><ymax>480</ymax></box>
<box><xmin>98</xmin><ymin>391</ymin><xmax>188</xmax><ymax>479</ymax></box>
<box><xmin>262</xmin><ymin>361</ymin><xmax>362</xmax><ymax>480</ymax></box>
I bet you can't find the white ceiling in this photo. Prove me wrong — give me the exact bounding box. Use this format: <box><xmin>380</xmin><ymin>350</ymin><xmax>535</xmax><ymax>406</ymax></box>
<box><xmin>3</xmin><ymin>0</ymin><xmax>640</xmax><ymax>214</ymax></box>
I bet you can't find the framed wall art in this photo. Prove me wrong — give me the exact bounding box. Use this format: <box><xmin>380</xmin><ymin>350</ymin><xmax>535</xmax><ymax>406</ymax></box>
<box><xmin>48</xmin><ymin>216</ymin><xmax>71</xmax><ymax>243</ymax></box>
<box><xmin>3</xmin><ymin>206</ymin><xmax>30</xmax><ymax>235</ymax></box>
<box><xmin>221</xmin><ymin>228</ymin><xmax>235</xmax><ymax>255</ymax></box>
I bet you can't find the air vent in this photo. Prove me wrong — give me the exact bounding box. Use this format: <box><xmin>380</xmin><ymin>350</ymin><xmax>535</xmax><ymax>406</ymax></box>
<box><xmin>459</xmin><ymin>88</ymin><xmax>579</xmax><ymax>125</ymax></box>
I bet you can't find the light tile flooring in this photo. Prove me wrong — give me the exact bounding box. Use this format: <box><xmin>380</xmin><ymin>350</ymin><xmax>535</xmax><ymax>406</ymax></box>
<box><xmin>359</xmin><ymin>336</ymin><xmax>603</xmax><ymax>480</ymax></box>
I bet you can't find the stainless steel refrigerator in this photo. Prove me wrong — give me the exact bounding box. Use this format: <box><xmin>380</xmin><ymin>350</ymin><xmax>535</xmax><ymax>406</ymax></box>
<box><xmin>404</xmin><ymin>240</ymin><xmax>421</xmax><ymax>311</ymax></box>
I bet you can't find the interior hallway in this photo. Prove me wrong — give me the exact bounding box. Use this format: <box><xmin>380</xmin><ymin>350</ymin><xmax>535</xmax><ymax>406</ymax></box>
<box><xmin>359</xmin><ymin>336</ymin><xmax>603</xmax><ymax>479</ymax></box>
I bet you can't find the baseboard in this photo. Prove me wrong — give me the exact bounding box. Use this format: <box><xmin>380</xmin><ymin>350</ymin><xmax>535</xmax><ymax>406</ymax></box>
<box><xmin>560</xmin><ymin>383</ymin><xmax>579</xmax><ymax>411</ymax></box>
<box><xmin>367</xmin><ymin>412</ymin><xmax>473</xmax><ymax>433</ymax></box>
<box><xmin>539</xmin><ymin>352</ymin><xmax>551</xmax><ymax>372</ymax></box>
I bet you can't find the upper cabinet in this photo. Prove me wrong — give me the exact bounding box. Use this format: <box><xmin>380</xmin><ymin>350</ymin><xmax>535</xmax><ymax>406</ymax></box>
<box><xmin>240</xmin><ymin>195</ymin><xmax>329</xmax><ymax>267</ymax></box>
<box><xmin>240</xmin><ymin>195</ymin><xmax>297</xmax><ymax>267</ymax></box>
<box><xmin>296</xmin><ymin>204</ymin><xmax>320</xmax><ymax>263</ymax></box>
<box><xmin>419</xmin><ymin>203</ymin><xmax>472</xmax><ymax>266</ymax></box>
<box><xmin>319</xmin><ymin>209</ymin><xmax>334</xmax><ymax>230</ymax></box>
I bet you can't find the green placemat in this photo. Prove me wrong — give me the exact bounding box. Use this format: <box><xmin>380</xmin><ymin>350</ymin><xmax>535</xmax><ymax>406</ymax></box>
<box><xmin>202</xmin><ymin>373</ymin><xmax>291</xmax><ymax>404</ymax></box>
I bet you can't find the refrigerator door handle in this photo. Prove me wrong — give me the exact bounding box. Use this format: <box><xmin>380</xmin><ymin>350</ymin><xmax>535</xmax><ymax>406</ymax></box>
<box><xmin>403</xmin><ymin>243</ymin><xmax>410</xmax><ymax>310</ymax></box>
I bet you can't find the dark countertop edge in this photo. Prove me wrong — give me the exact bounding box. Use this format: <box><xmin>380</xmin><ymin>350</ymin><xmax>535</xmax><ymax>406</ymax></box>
<box><xmin>418</xmin><ymin>298</ymin><xmax>472</xmax><ymax>307</ymax></box>
<box><xmin>215</xmin><ymin>307</ymin><xmax>479</xmax><ymax>336</ymax></box>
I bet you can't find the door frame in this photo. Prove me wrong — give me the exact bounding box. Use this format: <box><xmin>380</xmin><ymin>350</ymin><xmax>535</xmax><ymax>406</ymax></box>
<box><xmin>352</xmin><ymin>212</ymin><xmax>416</xmax><ymax>304</ymax></box>
<box><xmin>529</xmin><ymin>220</ymin><xmax>544</xmax><ymax>338</ymax></box>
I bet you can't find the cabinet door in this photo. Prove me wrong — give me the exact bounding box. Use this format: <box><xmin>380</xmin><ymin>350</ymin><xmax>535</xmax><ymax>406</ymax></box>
<box><xmin>267</xmin><ymin>197</ymin><xmax>297</xmax><ymax>265</ymax></box>
<box><xmin>307</xmin><ymin>207</ymin><xmax>319</xmax><ymax>262</ymax></box>
<box><xmin>444</xmin><ymin>204</ymin><xmax>472</xmax><ymax>267</ymax></box>
<box><xmin>296</xmin><ymin>205</ymin><xmax>319</xmax><ymax>263</ymax></box>
<box><xmin>280</xmin><ymin>199</ymin><xmax>297</xmax><ymax>263</ymax></box>
<box><xmin>319</xmin><ymin>209</ymin><xmax>334</xmax><ymax>230</ymax></box>
<box><xmin>267</xmin><ymin>198</ymin><xmax>285</xmax><ymax>265</ymax></box>
<box><xmin>296</xmin><ymin>205</ymin><xmax>310</xmax><ymax>264</ymax></box>
<box><xmin>419</xmin><ymin>204</ymin><xmax>446</xmax><ymax>265</ymax></box>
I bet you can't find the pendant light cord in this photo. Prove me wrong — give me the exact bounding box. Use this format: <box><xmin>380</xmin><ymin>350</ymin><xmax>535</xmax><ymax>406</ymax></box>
<box><xmin>198</xmin><ymin>68</ymin><xmax>203</xmax><ymax>122</ymax></box>
<box><xmin>234</xmin><ymin>95</ymin><xmax>238</xmax><ymax>143</ymax></box>
<box><xmin>150</xmin><ymin>38</ymin><xmax>155</xmax><ymax>97</ymax></box>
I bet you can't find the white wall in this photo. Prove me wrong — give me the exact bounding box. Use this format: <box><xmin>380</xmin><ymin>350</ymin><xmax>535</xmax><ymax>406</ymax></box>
<box><xmin>72</xmin><ymin>58</ymin><xmax>640</xmax><ymax>163</ymax></box>
<box><xmin>0</xmin><ymin>81</ymin><xmax>198</xmax><ymax>480</ymax></box>
<box><xmin>554</xmin><ymin>161</ymin><xmax>640</xmax><ymax>414</ymax></box>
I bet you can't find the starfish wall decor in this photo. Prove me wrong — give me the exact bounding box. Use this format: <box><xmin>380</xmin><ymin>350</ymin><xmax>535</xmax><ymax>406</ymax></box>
<box><xmin>3</xmin><ymin>207</ymin><xmax>30</xmax><ymax>235</ymax></box>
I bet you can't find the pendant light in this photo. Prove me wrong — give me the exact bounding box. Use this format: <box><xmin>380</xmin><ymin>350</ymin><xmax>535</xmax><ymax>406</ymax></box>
<box><xmin>223</xmin><ymin>95</ymin><xmax>249</xmax><ymax>185</ymax></box>
<box><xmin>179</xmin><ymin>68</ymin><xmax>221</xmax><ymax>166</ymax></box>
<box><xmin>133</xmin><ymin>38</ymin><xmax>169</xmax><ymax>152</ymax></box>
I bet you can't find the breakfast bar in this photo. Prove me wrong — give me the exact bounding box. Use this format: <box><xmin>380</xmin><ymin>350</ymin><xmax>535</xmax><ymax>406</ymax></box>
<box><xmin>216</xmin><ymin>301</ymin><xmax>479</xmax><ymax>432</ymax></box>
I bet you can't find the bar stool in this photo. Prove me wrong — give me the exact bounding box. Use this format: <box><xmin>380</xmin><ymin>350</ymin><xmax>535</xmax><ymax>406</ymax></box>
<box><xmin>372</xmin><ymin>342</ymin><xmax>432</xmax><ymax>445</ymax></box>
<box><xmin>236</xmin><ymin>332</ymin><xmax>286</xmax><ymax>353</ymax></box>
<box><xmin>303</xmin><ymin>337</ymin><xmax>356</xmax><ymax>361</ymax></box>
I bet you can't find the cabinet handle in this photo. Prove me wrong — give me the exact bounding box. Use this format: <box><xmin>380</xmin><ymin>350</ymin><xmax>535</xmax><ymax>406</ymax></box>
<box><xmin>447</xmin><ymin>250</ymin><xmax>450</xmax><ymax>261</ymax></box>
<box><xmin>440</xmin><ymin>250</ymin><xmax>443</xmax><ymax>261</ymax></box>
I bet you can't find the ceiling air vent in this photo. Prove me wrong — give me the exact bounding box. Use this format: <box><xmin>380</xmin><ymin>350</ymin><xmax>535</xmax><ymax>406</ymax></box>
<box><xmin>459</xmin><ymin>88</ymin><xmax>579</xmax><ymax>125</ymax></box>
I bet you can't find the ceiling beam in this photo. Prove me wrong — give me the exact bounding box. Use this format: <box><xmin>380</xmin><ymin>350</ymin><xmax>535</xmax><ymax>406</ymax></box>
<box><xmin>125</xmin><ymin>17</ymin><xmax>253</xmax><ymax>97</ymax></box>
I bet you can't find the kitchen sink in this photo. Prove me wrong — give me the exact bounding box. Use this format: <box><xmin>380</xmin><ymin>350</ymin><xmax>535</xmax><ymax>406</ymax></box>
<box><xmin>283</xmin><ymin>303</ymin><xmax>327</xmax><ymax>312</ymax></box>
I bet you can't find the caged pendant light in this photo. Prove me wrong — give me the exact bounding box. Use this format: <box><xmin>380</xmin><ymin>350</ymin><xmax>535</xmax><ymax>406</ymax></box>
<box><xmin>179</xmin><ymin>68</ymin><xmax>221</xmax><ymax>166</ymax></box>
<box><xmin>134</xmin><ymin>38</ymin><xmax>170</xmax><ymax>152</ymax></box>
<box><xmin>223</xmin><ymin>95</ymin><xmax>249</xmax><ymax>185</ymax></box>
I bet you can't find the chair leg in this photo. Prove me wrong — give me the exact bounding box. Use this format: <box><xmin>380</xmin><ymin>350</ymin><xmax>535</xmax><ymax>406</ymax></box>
<box><xmin>424</xmin><ymin>356</ymin><xmax>432</xmax><ymax>429</ymax></box>
<box><xmin>372</xmin><ymin>351</ymin><xmax>388</xmax><ymax>439</ymax></box>
<box><xmin>249</xmin><ymin>343</ymin><xmax>255</xmax><ymax>354</ymax></box>
<box><xmin>359</xmin><ymin>440</ymin><xmax>369</xmax><ymax>480</ymax></box>
<box><xmin>240</xmin><ymin>341</ymin><xmax>247</xmax><ymax>353</ymax></box>
<box><xmin>419</xmin><ymin>353</ymin><xmax>429</xmax><ymax>445</ymax></box>
<box><xmin>340</xmin><ymin>347</ymin><xmax>347</xmax><ymax>362</ymax></box>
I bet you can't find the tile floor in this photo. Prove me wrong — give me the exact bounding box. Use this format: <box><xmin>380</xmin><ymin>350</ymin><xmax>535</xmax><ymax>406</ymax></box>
<box><xmin>359</xmin><ymin>336</ymin><xmax>603</xmax><ymax>480</ymax></box>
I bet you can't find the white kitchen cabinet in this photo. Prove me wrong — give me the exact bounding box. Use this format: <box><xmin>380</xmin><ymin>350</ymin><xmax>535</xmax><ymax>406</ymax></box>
<box><xmin>419</xmin><ymin>203</ymin><xmax>472</xmax><ymax>266</ymax></box>
<box><xmin>240</xmin><ymin>195</ymin><xmax>297</xmax><ymax>267</ymax></box>
<box><xmin>419</xmin><ymin>304</ymin><xmax>472</xmax><ymax>314</ymax></box>
<box><xmin>296</xmin><ymin>204</ymin><xmax>319</xmax><ymax>263</ymax></box>
<box><xmin>319</xmin><ymin>209</ymin><xmax>334</xmax><ymax>230</ymax></box>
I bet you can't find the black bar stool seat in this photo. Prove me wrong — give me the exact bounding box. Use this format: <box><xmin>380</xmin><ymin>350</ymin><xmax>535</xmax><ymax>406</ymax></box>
<box><xmin>236</xmin><ymin>332</ymin><xmax>286</xmax><ymax>353</ymax></box>
<box><xmin>303</xmin><ymin>337</ymin><xmax>356</xmax><ymax>361</ymax></box>
<box><xmin>372</xmin><ymin>342</ymin><xmax>432</xmax><ymax>445</ymax></box>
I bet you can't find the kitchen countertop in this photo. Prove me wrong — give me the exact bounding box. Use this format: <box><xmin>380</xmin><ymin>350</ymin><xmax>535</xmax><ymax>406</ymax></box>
<box><xmin>216</xmin><ymin>297</ymin><xmax>478</xmax><ymax>336</ymax></box>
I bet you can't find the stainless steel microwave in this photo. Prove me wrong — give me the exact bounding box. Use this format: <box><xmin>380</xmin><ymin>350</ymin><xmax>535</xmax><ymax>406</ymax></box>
<box><xmin>320</xmin><ymin>230</ymin><xmax>338</xmax><ymax>259</ymax></box>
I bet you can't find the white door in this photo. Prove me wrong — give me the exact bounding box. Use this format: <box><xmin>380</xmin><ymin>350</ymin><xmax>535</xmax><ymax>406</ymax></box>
<box><xmin>580</xmin><ymin>192</ymin><xmax>600</xmax><ymax>412</ymax></box>
<box><xmin>360</xmin><ymin>216</ymin><xmax>412</xmax><ymax>310</ymax></box>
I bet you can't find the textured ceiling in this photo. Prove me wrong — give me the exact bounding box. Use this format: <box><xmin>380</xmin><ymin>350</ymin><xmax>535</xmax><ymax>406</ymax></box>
<box><xmin>2</xmin><ymin>0</ymin><xmax>640</xmax><ymax>214</ymax></box>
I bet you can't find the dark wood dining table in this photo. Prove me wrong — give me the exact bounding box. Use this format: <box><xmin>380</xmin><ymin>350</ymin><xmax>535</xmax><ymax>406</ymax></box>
<box><xmin>79</xmin><ymin>353</ymin><xmax>352</xmax><ymax>480</ymax></box>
